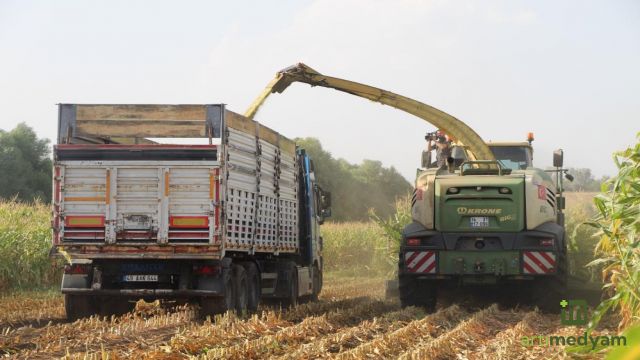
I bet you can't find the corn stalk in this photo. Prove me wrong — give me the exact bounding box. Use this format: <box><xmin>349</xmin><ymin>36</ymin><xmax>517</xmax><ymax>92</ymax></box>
<box><xmin>585</xmin><ymin>133</ymin><xmax>640</xmax><ymax>331</ymax></box>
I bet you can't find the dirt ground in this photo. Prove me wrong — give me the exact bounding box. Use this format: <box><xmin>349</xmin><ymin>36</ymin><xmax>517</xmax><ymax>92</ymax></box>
<box><xmin>0</xmin><ymin>275</ymin><xmax>614</xmax><ymax>359</ymax></box>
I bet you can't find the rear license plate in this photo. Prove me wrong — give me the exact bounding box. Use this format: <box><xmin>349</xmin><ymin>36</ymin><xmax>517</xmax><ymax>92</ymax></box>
<box><xmin>122</xmin><ymin>274</ymin><xmax>158</xmax><ymax>282</ymax></box>
<box><xmin>469</xmin><ymin>217</ymin><xmax>490</xmax><ymax>228</ymax></box>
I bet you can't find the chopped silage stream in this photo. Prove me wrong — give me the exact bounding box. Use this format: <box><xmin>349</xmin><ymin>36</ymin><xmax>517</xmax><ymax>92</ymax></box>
<box><xmin>0</xmin><ymin>276</ymin><xmax>613</xmax><ymax>359</ymax></box>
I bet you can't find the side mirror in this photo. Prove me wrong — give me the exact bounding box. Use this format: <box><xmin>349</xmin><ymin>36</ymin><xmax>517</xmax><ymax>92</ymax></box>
<box><xmin>553</xmin><ymin>149</ymin><xmax>564</xmax><ymax>167</ymax></box>
<box><xmin>321</xmin><ymin>191</ymin><xmax>331</xmax><ymax>209</ymax></box>
<box><xmin>565</xmin><ymin>173</ymin><xmax>574</xmax><ymax>182</ymax></box>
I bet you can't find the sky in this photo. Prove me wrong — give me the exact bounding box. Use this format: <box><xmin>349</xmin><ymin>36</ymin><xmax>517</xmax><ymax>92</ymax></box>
<box><xmin>0</xmin><ymin>0</ymin><xmax>638</xmax><ymax>181</ymax></box>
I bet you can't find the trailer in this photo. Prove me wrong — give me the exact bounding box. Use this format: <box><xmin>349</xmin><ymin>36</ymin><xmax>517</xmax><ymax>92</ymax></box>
<box><xmin>52</xmin><ymin>104</ymin><xmax>331</xmax><ymax>319</ymax></box>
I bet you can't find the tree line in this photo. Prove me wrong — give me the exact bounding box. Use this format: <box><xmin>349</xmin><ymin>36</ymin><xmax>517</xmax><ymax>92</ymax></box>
<box><xmin>295</xmin><ymin>137</ymin><xmax>412</xmax><ymax>221</ymax></box>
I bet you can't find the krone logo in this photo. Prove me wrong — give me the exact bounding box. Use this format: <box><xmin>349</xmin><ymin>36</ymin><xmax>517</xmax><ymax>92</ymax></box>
<box><xmin>456</xmin><ymin>207</ymin><xmax>503</xmax><ymax>215</ymax></box>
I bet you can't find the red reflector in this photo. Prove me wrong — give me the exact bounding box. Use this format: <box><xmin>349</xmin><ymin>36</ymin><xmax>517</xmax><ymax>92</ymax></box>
<box><xmin>540</xmin><ymin>238</ymin><xmax>554</xmax><ymax>247</ymax></box>
<box><xmin>406</xmin><ymin>238</ymin><xmax>421</xmax><ymax>246</ymax></box>
<box><xmin>64</xmin><ymin>264</ymin><xmax>91</xmax><ymax>275</ymax></box>
<box><xmin>193</xmin><ymin>265</ymin><xmax>220</xmax><ymax>275</ymax></box>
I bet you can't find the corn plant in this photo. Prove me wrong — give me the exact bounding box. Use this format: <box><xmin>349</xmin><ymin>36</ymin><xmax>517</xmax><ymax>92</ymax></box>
<box><xmin>369</xmin><ymin>194</ymin><xmax>412</xmax><ymax>276</ymax></box>
<box><xmin>585</xmin><ymin>133</ymin><xmax>640</xmax><ymax>331</ymax></box>
<box><xmin>0</xmin><ymin>200</ymin><xmax>62</xmax><ymax>290</ymax></box>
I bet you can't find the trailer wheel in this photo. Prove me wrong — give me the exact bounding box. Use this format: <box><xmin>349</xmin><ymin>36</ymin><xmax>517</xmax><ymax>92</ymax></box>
<box><xmin>242</xmin><ymin>262</ymin><xmax>260</xmax><ymax>312</ymax></box>
<box><xmin>233</xmin><ymin>264</ymin><xmax>248</xmax><ymax>315</ymax></box>
<box><xmin>282</xmin><ymin>264</ymin><xmax>298</xmax><ymax>308</ymax></box>
<box><xmin>199</xmin><ymin>268</ymin><xmax>234</xmax><ymax>318</ymax></box>
<box><xmin>399</xmin><ymin>275</ymin><xmax>437</xmax><ymax>312</ymax></box>
<box><xmin>65</xmin><ymin>294</ymin><xmax>96</xmax><ymax>321</ymax></box>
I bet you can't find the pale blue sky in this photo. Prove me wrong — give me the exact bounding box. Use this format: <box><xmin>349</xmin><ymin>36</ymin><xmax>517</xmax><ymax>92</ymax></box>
<box><xmin>1</xmin><ymin>0</ymin><xmax>638</xmax><ymax>180</ymax></box>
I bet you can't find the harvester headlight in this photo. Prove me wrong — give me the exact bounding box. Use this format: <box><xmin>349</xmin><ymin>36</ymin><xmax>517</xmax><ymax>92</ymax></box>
<box><xmin>499</xmin><ymin>187</ymin><xmax>511</xmax><ymax>194</ymax></box>
<box><xmin>447</xmin><ymin>187</ymin><xmax>460</xmax><ymax>194</ymax></box>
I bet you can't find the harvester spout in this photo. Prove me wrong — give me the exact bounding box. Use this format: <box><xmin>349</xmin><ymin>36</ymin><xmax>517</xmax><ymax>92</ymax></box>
<box><xmin>244</xmin><ymin>63</ymin><xmax>495</xmax><ymax>161</ymax></box>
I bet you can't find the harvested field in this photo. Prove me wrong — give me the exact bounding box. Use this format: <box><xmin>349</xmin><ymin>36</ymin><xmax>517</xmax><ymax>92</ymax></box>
<box><xmin>0</xmin><ymin>275</ymin><xmax>615</xmax><ymax>359</ymax></box>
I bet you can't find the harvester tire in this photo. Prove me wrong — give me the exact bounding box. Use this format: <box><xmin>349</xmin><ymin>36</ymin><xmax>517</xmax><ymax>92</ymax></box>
<box><xmin>399</xmin><ymin>275</ymin><xmax>437</xmax><ymax>312</ymax></box>
<box><xmin>534</xmin><ymin>251</ymin><xmax>568</xmax><ymax>312</ymax></box>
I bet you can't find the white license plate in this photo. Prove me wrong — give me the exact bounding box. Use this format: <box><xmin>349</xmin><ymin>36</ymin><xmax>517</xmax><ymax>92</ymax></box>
<box><xmin>469</xmin><ymin>216</ymin><xmax>490</xmax><ymax>228</ymax></box>
<box><xmin>123</xmin><ymin>274</ymin><xmax>158</xmax><ymax>282</ymax></box>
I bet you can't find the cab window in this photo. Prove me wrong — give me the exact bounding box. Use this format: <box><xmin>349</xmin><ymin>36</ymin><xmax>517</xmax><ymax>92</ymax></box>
<box><xmin>489</xmin><ymin>146</ymin><xmax>532</xmax><ymax>170</ymax></box>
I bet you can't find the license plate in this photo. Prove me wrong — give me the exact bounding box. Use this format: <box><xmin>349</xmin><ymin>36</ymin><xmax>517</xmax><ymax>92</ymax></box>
<box><xmin>122</xmin><ymin>274</ymin><xmax>158</xmax><ymax>282</ymax></box>
<box><xmin>469</xmin><ymin>216</ymin><xmax>490</xmax><ymax>228</ymax></box>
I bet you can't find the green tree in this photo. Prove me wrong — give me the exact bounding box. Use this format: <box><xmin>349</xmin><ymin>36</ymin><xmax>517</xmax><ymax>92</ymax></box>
<box><xmin>295</xmin><ymin>137</ymin><xmax>411</xmax><ymax>221</ymax></box>
<box><xmin>563</xmin><ymin>168</ymin><xmax>607</xmax><ymax>192</ymax></box>
<box><xmin>0</xmin><ymin>123</ymin><xmax>52</xmax><ymax>202</ymax></box>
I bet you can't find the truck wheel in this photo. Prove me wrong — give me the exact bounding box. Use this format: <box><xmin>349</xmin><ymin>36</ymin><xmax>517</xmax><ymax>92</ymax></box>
<box><xmin>233</xmin><ymin>264</ymin><xmax>248</xmax><ymax>315</ymax></box>
<box><xmin>65</xmin><ymin>294</ymin><xmax>96</xmax><ymax>321</ymax></box>
<box><xmin>310</xmin><ymin>265</ymin><xmax>321</xmax><ymax>301</ymax></box>
<box><xmin>200</xmin><ymin>268</ymin><xmax>234</xmax><ymax>318</ymax></box>
<box><xmin>282</xmin><ymin>265</ymin><xmax>298</xmax><ymax>308</ymax></box>
<box><xmin>242</xmin><ymin>262</ymin><xmax>261</xmax><ymax>312</ymax></box>
<box><xmin>399</xmin><ymin>275</ymin><xmax>437</xmax><ymax>312</ymax></box>
<box><xmin>98</xmin><ymin>297</ymin><xmax>135</xmax><ymax>317</ymax></box>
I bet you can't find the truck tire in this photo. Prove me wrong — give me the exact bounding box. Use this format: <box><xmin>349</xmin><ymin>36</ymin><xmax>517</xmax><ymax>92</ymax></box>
<box><xmin>282</xmin><ymin>264</ymin><xmax>298</xmax><ymax>308</ymax></box>
<box><xmin>233</xmin><ymin>264</ymin><xmax>248</xmax><ymax>315</ymax></box>
<box><xmin>65</xmin><ymin>294</ymin><xmax>96</xmax><ymax>321</ymax></box>
<box><xmin>310</xmin><ymin>264</ymin><xmax>321</xmax><ymax>301</ymax></box>
<box><xmin>199</xmin><ymin>268</ymin><xmax>234</xmax><ymax>318</ymax></box>
<box><xmin>241</xmin><ymin>262</ymin><xmax>261</xmax><ymax>312</ymax></box>
<box><xmin>399</xmin><ymin>275</ymin><xmax>437</xmax><ymax>312</ymax></box>
<box><xmin>98</xmin><ymin>297</ymin><xmax>135</xmax><ymax>318</ymax></box>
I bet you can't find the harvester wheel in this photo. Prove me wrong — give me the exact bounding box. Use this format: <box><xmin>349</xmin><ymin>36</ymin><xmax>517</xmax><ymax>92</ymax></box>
<box><xmin>399</xmin><ymin>275</ymin><xmax>437</xmax><ymax>312</ymax></box>
<box><xmin>534</xmin><ymin>251</ymin><xmax>568</xmax><ymax>312</ymax></box>
<box><xmin>65</xmin><ymin>294</ymin><xmax>96</xmax><ymax>321</ymax></box>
